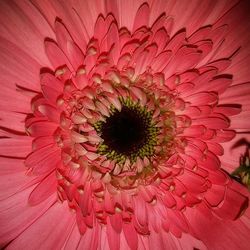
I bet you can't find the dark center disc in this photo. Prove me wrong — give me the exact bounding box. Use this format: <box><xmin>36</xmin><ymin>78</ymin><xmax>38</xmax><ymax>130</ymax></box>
<box><xmin>100</xmin><ymin>106</ymin><xmax>149</xmax><ymax>156</ymax></box>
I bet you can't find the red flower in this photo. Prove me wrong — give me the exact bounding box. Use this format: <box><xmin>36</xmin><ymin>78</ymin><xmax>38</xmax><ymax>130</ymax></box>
<box><xmin>0</xmin><ymin>0</ymin><xmax>250</xmax><ymax>249</ymax></box>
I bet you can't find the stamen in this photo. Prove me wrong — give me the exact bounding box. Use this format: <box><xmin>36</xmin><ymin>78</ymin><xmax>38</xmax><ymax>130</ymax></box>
<box><xmin>94</xmin><ymin>98</ymin><xmax>160</xmax><ymax>165</ymax></box>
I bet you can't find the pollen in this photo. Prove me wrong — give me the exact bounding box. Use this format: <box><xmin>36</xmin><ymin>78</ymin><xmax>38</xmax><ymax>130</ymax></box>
<box><xmin>94</xmin><ymin>98</ymin><xmax>160</xmax><ymax>165</ymax></box>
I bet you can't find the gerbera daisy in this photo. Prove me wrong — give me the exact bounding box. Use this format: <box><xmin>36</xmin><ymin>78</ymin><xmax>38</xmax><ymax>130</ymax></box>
<box><xmin>0</xmin><ymin>0</ymin><xmax>250</xmax><ymax>249</ymax></box>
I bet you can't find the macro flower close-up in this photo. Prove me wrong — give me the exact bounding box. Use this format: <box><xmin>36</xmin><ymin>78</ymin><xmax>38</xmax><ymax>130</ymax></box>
<box><xmin>0</xmin><ymin>0</ymin><xmax>250</xmax><ymax>249</ymax></box>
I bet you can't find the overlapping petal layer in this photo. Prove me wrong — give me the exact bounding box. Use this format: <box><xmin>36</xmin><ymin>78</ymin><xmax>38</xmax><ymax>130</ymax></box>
<box><xmin>0</xmin><ymin>0</ymin><xmax>250</xmax><ymax>249</ymax></box>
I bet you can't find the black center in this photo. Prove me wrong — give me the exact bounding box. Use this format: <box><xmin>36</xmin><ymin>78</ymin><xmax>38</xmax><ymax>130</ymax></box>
<box><xmin>100</xmin><ymin>106</ymin><xmax>148</xmax><ymax>156</ymax></box>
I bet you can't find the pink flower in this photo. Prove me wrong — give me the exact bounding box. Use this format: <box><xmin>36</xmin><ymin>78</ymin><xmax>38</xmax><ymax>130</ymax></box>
<box><xmin>0</xmin><ymin>0</ymin><xmax>250</xmax><ymax>249</ymax></box>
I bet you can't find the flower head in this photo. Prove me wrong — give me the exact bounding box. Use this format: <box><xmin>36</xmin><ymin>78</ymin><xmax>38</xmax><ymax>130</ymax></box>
<box><xmin>0</xmin><ymin>0</ymin><xmax>250</xmax><ymax>249</ymax></box>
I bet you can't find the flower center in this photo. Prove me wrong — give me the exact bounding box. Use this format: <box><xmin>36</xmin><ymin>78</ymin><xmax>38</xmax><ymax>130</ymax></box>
<box><xmin>94</xmin><ymin>98</ymin><xmax>159</xmax><ymax>163</ymax></box>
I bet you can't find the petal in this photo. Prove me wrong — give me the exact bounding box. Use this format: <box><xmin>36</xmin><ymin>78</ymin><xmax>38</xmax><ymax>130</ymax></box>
<box><xmin>0</xmin><ymin>187</ymin><xmax>56</xmax><ymax>246</ymax></box>
<box><xmin>205</xmin><ymin>184</ymin><xmax>225</xmax><ymax>207</ymax></box>
<box><xmin>110</xmin><ymin>213</ymin><xmax>122</xmax><ymax>234</ymax></box>
<box><xmin>28</xmin><ymin>172</ymin><xmax>57</xmax><ymax>206</ymax></box>
<box><xmin>0</xmin><ymin>137</ymin><xmax>32</xmax><ymax>157</ymax></box>
<box><xmin>62</xmin><ymin>224</ymin><xmax>81</xmax><ymax>250</ymax></box>
<box><xmin>123</xmin><ymin>222</ymin><xmax>138</xmax><ymax>250</ymax></box>
<box><xmin>45</xmin><ymin>40</ymin><xmax>73</xmax><ymax>71</ymax></box>
<box><xmin>212</xmin><ymin>186</ymin><xmax>248</xmax><ymax>220</ymax></box>
<box><xmin>0</xmin><ymin>111</ymin><xmax>26</xmax><ymax>132</ymax></box>
<box><xmin>27</xmin><ymin>121</ymin><xmax>58</xmax><ymax>137</ymax></box>
<box><xmin>107</xmin><ymin>216</ymin><xmax>120</xmax><ymax>250</ymax></box>
<box><xmin>6</xmin><ymin>202</ymin><xmax>75</xmax><ymax>250</ymax></box>
<box><xmin>133</xmin><ymin>195</ymin><xmax>148</xmax><ymax>227</ymax></box>
<box><xmin>54</xmin><ymin>20</ymin><xmax>85</xmax><ymax>70</ymax></box>
<box><xmin>133</xmin><ymin>3</ymin><xmax>150</xmax><ymax>32</ymax></box>
<box><xmin>25</xmin><ymin>145</ymin><xmax>60</xmax><ymax>175</ymax></box>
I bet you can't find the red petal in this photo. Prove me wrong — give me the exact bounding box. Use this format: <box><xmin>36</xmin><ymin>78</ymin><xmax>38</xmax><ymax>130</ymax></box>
<box><xmin>28</xmin><ymin>172</ymin><xmax>57</xmax><ymax>206</ymax></box>
<box><xmin>205</xmin><ymin>184</ymin><xmax>225</xmax><ymax>207</ymax></box>
<box><xmin>44</xmin><ymin>40</ymin><xmax>73</xmax><ymax>71</ymax></box>
<box><xmin>212</xmin><ymin>186</ymin><xmax>248</xmax><ymax>220</ymax></box>
<box><xmin>110</xmin><ymin>213</ymin><xmax>122</xmax><ymax>233</ymax></box>
<box><xmin>7</xmin><ymin>202</ymin><xmax>75</xmax><ymax>249</ymax></box>
<box><xmin>107</xmin><ymin>216</ymin><xmax>120</xmax><ymax>250</ymax></box>
<box><xmin>0</xmin><ymin>137</ymin><xmax>32</xmax><ymax>157</ymax></box>
<box><xmin>123</xmin><ymin>222</ymin><xmax>138</xmax><ymax>250</ymax></box>
<box><xmin>133</xmin><ymin>3</ymin><xmax>150</xmax><ymax>32</ymax></box>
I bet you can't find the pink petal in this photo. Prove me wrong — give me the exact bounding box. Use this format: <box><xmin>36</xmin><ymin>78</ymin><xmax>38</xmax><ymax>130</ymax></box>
<box><xmin>206</xmin><ymin>141</ymin><xmax>224</xmax><ymax>156</ymax></box>
<box><xmin>208</xmin><ymin>77</ymin><xmax>233</xmax><ymax>94</ymax></box>
<box><xmin>152</xmin><ymin>27</ymin><xmax>169</xmax><ymax>53</ymax></box>
<box><xmin>79</xmin><ymin>181</ymin><xmax>92</xmax><ymax>217</ymax></box>
<box><xmin>94</xmin><ymin>15</ymin><xmax>106</xmax><ymax>42</ymax></box>
<box><xmin>38</xmin><ymin>104</ymin><xmax>61</xmax><ymax>123</ymax></box>
<box><xmin>0</xmin><ymin>168</ymin><xmax>38</xmax><ymax>201</ymax></box>
<box><xmin>0</xmin><ymin>111</ymin><xmax>26</xmax><ymax>132</ymax></box>
<box><xmin>27</xmin><ymin>121</ymin><xmax>58</xmax><ymax>137</ymax></box>
<box><xmin>25</xmin><ymin>145</ymin><xmax>60</xmax><ymax>175</ymax></box>
<box><xmin>54</xmin><ymin>20</ymin><xmax>84</xmax><ymax>70</ymax></box>
<box><xmin>107</xmin><ymin>216</ymin><xmax>120</xmax><ymax>250</ymax></box>
<box><xmin>199</xmin><ymin>151</ymin><xmax>220</xmax><ymax>170</ymax></box>
<box><xmin>45</xmin><ymin>40</ymin><xmax>73</xmax><ymax>71</ymax></box>
<box><xmin>214</xmin><ymin>105</ymin><xmax>241</xmax><ymax>116</ymax></box>
<box><xmin>0</xmin><ymin>186</ymin><xmax>56</xmax><ymax>245</ymax></box>
<box><xmin>104</xmin><ymin>190</ymin><xmax>115</xmax><ymax>214</ymax></box>
<box><xmin>230</xmin><ymin>110</ymin><xmax>250</xmax><ymax>129</ymax></box>
<box><xmin>110</xmin><ymin>213</ymin><xmax>122</xmax><ymax>233</ymax></box>
<box><xmin>107</xmin><ymin>22</ymin><xmax>120</xmax><ymax>64</ymax></box>
<box><xmin>133</xmin><ymin>195</ymin><xmax>148</xmax><ymax>227</ymax></box>
<box><xmin>192</xmin><ymin>117</ymin><xmax>230</xmax><ymax>129</ymax></box>
<box><xmin>205</xmin><ymin>184</ymin><xmax>225</xmax><ymax>207</ymax></box>
<box><xmin>208</xmin><ymin>58</ymin><xmax>231</xmax><ymax>72</ymax></box>
<box><xmin>55</xmin><ymin>19</ymin><xmax>74</xmax><ymax>52</ymax></box>
<box><xmin>32</xmin><ymin>136</ymin><xmax>56</xmax><ymax>150</ymax></box>
<box><xmin>162</xmin><ymin>192</ymin><xmax>177</xmax><ymax>208</ymax></box>
<box><xmin>186</xmin><ymin>202</ymin><xmax>250</xmax><ymax>250</ymax></box>
<box><xmin>0</xmin><ymin>157</ymin><xmax>25</xmax><ymax>175</ymax></box>
<box><xmin>132</xmin><ymin>3</ymin><xmax>150</xmax><ymax>32</ymax></box>
<box><xmin>166</xmin><ymin>30</ymin><xmax>186</xmax><ymax>53</ymax></box>
<box><xmin>41</xmin><ymin>87</ymin><xmax>61</xmax><ymax>106</ymax></box>
<box><xmin>185</xmin><ymin>92</ymin><xmax>218</xmax><ymax>106</ymax></box>
<box><xmin>123</xmin><ymin>222</ymin><xmax>138</xmax><ymax>250</ymax></box>
<box><xmin>0</xmin><ymin>38</ymin><xmax>41</xmax><ymax>92</ymax></box>
<box><xmin>167</xmin><ymin>209</ymin><xmax>189</xmax><ymax>233</ymax></box>
<box><xmin>182</xmin><ymin>125</ymin><xmax>205</xmax><ymax>137</ymax></box>
<box><xmin>28</xmin><ymin>171</ymin><xmax>57</xmax><ymax>206</ymax></box>
<box><xmin>151</xmin><ymin>50</ymin><xmax>172</xmax><ymax>72</ymax></box>
<box><xmin>0</xmin><ymin>0</ymin><xmax>53</xmax><ymax>66</ymax></box>
<box><xmin>188</xmin><ymin>26</ymin><xmax>212</xmax><ymax>43</ymax></box>
<box><xmin>0</xmin><ymin>85</ymin><xmax>32</xmax><ymax>113</ymax></box>
<box><xmin>76</xmin><ymin>211</ymin><xmax>87</xmax><ymax>235</ymax></box>
<box><xmin>164</xmin><ymin>48</ymin><xmax>202</xmax><ymax>77</ymax></box>
<box><xmin>208</xmin><ymin>169</ymin><xmax>228</xmax><ymax>185</ymax></box>
<box><xmin>177</xmin><ymin>169</ymin><xmax>207</xmax><ymax>194</ymax></box>
<box><xmin>212</xmin><ymin>186</ymin><xmax>248</xmax><ymax>220</ymax></box>
<box><xmin>62</xmin><ymin>224</ymin><xmax>81</xmax><ymax>250</ymax></box>
<box><xmin>212</xmin><ymin>129</ymin><xmax>235</xmax><ymax>143</ymax></box>
<box><xmin>0</xmin><ymin>137</ymin><xmax>32</xmax><ymax>157</ymax></box>
<box><xmin>148</xmin><ymin>229</ymin><xmax>166</xmax><ymax>250</ymax></box>
<box><xmin>40</xmin><ymin>72</ymin><xmax>64</xmax><ymax>92</ymax></box>
<box><xmin>220</xmin><ymin>83</ymin><xmax>250</xmax><ymax>106</ymax></box>
<box><xmin>66</xmin><ymin>40</ymin><xmax>85</xmax><ymax>70</ymax></box>
<box><xmin>6</xmin><ymin>201</ymin><xmax>75</xmax><ymax>249</ymax></box>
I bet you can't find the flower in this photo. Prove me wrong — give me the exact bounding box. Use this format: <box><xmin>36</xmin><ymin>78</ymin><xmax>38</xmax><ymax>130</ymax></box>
<box><xmin>0</xmin><ymin>0</ymin><xmax>250</xmax><ymax>249</ymax></box>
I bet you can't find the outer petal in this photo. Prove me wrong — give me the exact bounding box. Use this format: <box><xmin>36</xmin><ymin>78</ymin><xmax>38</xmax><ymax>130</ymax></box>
<box><xmin>0</xmin><ymin>187</ymin><xmax>57</xmax><ymax>246</ymax></box>
<box><xmin>6</xmin><ymin>201</ymin><xmax>75</xmax><ymax>250</ymax></box>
